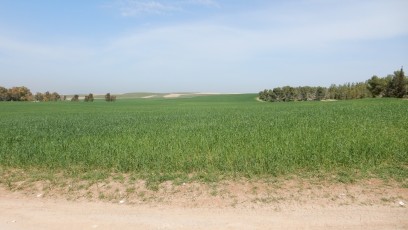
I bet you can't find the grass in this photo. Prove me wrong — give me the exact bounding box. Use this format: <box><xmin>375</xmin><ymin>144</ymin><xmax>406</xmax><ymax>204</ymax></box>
<box><xmin>0</xmin><ymin>95</ymin><xmax>407</xmax><ymax>185</ymax></box>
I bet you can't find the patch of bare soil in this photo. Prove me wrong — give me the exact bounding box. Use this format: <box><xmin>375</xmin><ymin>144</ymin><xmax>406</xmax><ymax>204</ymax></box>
<box><xmin>163</xmin><ymin>94</ymin><xmax>186</xmax><ymax>98</ymax></box>
<box><xmin>141</xmin><ymin>95</ymin><xmax>157</xmax><ymax>99</ymax></box>
<box><xmin>255</xmin><ymin>97</ymin><xmax>265</xmax><ymax>102</ymax></box>
<box><xmin>1</xmin><ymin>178</ymin><xmax>407</xmax><ymax>229</ymax></box>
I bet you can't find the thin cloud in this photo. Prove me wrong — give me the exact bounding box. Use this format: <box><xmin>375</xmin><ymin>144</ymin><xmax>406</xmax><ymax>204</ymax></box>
<box><xmin>109</xmin><ymin>0</ymin><xmax>408</xmax><ymax>57</ymax></box>
<box><xmin>183</xmin><ymin>0</ymin><xmax>220</xmax><ymax>8</ymax></box>
<box><xmin>115</xmin><ymin>0</ymin><xmax>219</xmax><ymax>17</ymax></box>
<box><xmin>0</xmin><ymin>35</ymin><xmax>94</xmax><ymax>61</ymax></box>
<box><xmin>118</xmin><ymin>0</ymin><xmax>180</xmax><ymax>16</ymax></box>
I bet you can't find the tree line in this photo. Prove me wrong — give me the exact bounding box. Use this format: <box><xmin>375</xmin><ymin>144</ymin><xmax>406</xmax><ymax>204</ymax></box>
<box><xmin>0</xmin><ymin>86</ymin><xmax>116</xmax><ymax>102</ymax></box>
<box><xmin>71</xmin><ymin>93</ymin><xmax>116</xmax><ymax>102</ymax></box>
<box><xmin>259</xmin><ymin>68</ymin><xmax>407</xmax><ymax>102</ymax></box>
<box><xmin>0</xmin><ymin>86</ymin><xmax>35</xmax><ymax>101</ymax></box>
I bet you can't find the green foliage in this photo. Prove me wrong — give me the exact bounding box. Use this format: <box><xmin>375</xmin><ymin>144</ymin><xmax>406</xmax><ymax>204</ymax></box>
<box><xmin>71</xmin><ymin>95</ymin><xmax>79</xmax><ymax>102</ymax></box>
<box><xmin>367</xmin><ymin>68</ymin><xmax>407</xmax><ymax>98</ymax></box>
<box><xmin>105</xmin><ymin>93</ymin><xmax>116</xmax><ymax>102</ymax></box>
<box><xmin>0</xmin><ymin>86</ymin><xmax>33</xmax><ymax>101</ymax></box>
<box><xmin>387</xmin><ymin>68</ymin><xmax>407</xmax><ymax>98</ymax></box>
<box><xmin>84</xmin><ymin>93</ymin><xmax>94</xmax><ymax>102</ymax></box>
<box><xmin>259</xmin><ymin>83</ymin><xmax>371</xmax><ymax>102</ymax></box>
<box><xmin>367</xmin><ymin>75</ymin><xmax>388</xmax><ymax>97</ymax></box>
<box><xmin>0</xmin><ymin>86</ymin><xmax>9</xmax><ymax>101</ymax></box>
<box><xmin>260</xmin><ymin>68</ymin><xmax>407</xmax><ymax>102</ymax></box>
<box><xmin>0</xmin><ymin>95</ymin><xmax>407</xmax><ymax>182</ymax></box>
<box><xmin>34</xmin><ymin>91</ymin><xmax>61</xmax><ymax>102</ymax></box>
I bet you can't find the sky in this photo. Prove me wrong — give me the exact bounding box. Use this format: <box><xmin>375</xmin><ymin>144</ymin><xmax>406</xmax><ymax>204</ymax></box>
<box><xmin>0</xmin><ymin>0</ymin><xmax>407</xmax><ymax>94</ymax></box>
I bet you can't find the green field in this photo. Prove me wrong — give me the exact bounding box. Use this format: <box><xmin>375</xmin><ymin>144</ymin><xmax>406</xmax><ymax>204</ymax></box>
<box><xmin>1</xmin><ymin>95</ymin><xmax>407</xmax><ymax>183</ymax></box>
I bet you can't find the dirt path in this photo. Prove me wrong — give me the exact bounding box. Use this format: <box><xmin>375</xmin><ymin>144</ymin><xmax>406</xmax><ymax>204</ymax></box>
<box><xmin>1</xmin><ymin>177</ymin><xmax>408</xmax><ymax>229</ymax></box>
<box><xmin>1</xmin><ymin>189</ymin><xmax>407</xmax><ymax>230</ymax></box>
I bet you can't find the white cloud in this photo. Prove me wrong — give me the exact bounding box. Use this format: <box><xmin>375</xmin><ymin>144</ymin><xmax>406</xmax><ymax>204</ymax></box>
<box><xmin>183</xmin><ymin>0</ymin><xmax>220</xmax><ymax>8</ymax></box>
<box><xmin>1</xmin><ymin>0</ymin><xmax>407</xmax><ymax>93</ymax></box>
<box><xmin>3</xmin><ymin>0</ymin><xmax>407</xmax><ymax>63</ymax></box>
<box><xmin>115</xmin><ymin>0</ymin><xmax>219</xmax><ymax>17</ymax></box>
<box><xmin>97</xmin><ymin>0</ymin><xmax>408</xmax><ymax>91</ymax></box>
<box><xmin>118</xmin><ymin>0</ymin><xmax>180</xmax><ymax>16</ymax></box>
<box><xmin>108</xmin><ymin>0</ymin><xmax>408</xmax><ymax>60</ymax></box>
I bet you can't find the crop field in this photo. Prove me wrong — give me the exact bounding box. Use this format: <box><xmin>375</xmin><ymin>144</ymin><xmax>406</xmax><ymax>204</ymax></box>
<box><xmin>0</xmin><ymin>95</ymin><xmax>407</xmax><ymax>184</ymax></box>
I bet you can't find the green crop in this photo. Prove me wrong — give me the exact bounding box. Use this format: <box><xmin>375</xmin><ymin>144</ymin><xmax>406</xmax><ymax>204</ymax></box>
<box><xmin>0</xmin><ymin>95</ymin><xmax>407</xmax><ymax>181</ymax></box>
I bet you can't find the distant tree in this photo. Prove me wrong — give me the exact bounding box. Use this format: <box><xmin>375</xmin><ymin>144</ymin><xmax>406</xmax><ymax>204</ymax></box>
<box><xmin>272</xmin><ymin>87</ymin><xmax>283</xmax><ymax>102</ymax></box>
<box><xmin>43</xmin><ymin>91</ymin><xmax>51</xmax><ymax>101</ymax></box>
<box><xmin>306</xmin><ymin>86</ymin><xmax>318</xmax><ymax>101</ymax></box>
<box><xmin>105</xmin><ymin>93</ymin><xmax>116</xmax><ymax>102</ymax></box>
<box><xmin>315</xmin><ymin>87</ymin><xmax>326</xmax><ymax>101</ymax></box>
<box><xmin>50</xmin><ymin>92</ymin><xmax>60</xmax><ymax>101</ymax></box>
<box><xmin>105</xmin><ymin>93</ymin><xmax>111</xmax><ymax>102</ymax></box>
<box><xmin>34</xmin><ymin>92</ymin><xmax>44</xmax><ymax>101</ymax></box>
<box><xmin>71</xmin><ymin>95</ymin><xmax>79</xmax><ymax>102</ymax></box>
<box><xmin>327</xmin><ymin>84</ymin><xmax>338</xmax><ymax>99</ymax></box>
<box><xmin>0</xmin><ymin>86</ymin><xmax>9</xmax><ymax>101</ymax></box>
<box><xmin>354</xmin><ymin>82</ymin><xmax>371</xmax><ymax>99</ymax></box>
<box><xmin>87</xmin><ymin>93</ymin><xmax>94</xmax><ymax>102</ymax></box>
<box><xmin>388</xmin><ymin>67</ymin><xmax>407</xmax><ymax>98</ymax></box>
<box><xmin>33</xmin><ymin>91</ymin><xmax>60</xmax><ymax>102</ymax></box>
<box><xmin>282</xmin><ymin>86</ymin><xmax>295</xmax><ymax>102</ymax></box>
<box><xmin>62</xmin><ymin>95</ymin><xmax>67</xmax><ymax>101</ymax></box>
<box><xmin>258</xmin><ymin>89</ymin><xmax>267</xmax><ymax>101</ymax></box>
<box><xmin>383</xmin><ymin>75</ymin><xmax>394</xmax><ymax>97</ymax></box>
<box><xmin>367</xmin><ymin>76</ymin><xmax>387</xmax><ymax>97</ymax></box>
<box><xmin>298</xmin><ymin>87</ymin><xmax>310</xmax><ymax>101</ymax></box>
<box><xmin>258</xmin><ymin>68</ymin><xmax>403</xmax><ymax>102</ymax></box>
<box><xmin>8</xmin><ymin>86</ymin><xmax>32</xmax><ymax>101</ymax></box>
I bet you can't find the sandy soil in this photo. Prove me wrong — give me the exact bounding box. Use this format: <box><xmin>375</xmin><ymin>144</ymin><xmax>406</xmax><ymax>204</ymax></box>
<box><xmin>141</xmin><ymin>95</ymin><xmax>157</xmax><ymax>99</ymax></box>
<box><xmin>1</xmin><ymin>178</ymin><xmax>407</xmax><ymax>230</ymax></box>
<box><xmin>163</xmin><ymin>93</ymin><xmax>224</xmax><ymax>98</ymax></box>
<box><xmin>163</xmin><ymin>94</ymin><xmax>186</xmax><ymax>98</ymax></box>
<box><xmin>1</xmin><ymin>195</ymin><xmax>406</xmax><ymax>230</ymax></box>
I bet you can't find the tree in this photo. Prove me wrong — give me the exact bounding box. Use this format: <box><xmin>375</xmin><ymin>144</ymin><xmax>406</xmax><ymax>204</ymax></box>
<box><xmin>367</xmin><ymin>76</ymin><xmax>387</xmax><ymax>97</ymax></box>
<box><xmin>258</xmin><ymin>67</ymin><xmax>403</xmax><ymax>102</ymax></box>
<box><xmin>71</xmin><ymin>95</ymin><xmax>79</xmax><ymax>102</ymax></box>
<box><xmin>0</xmin><ymin>87</ymin><xmax>65</xmax><ymax>102</ymax></box>
<box><xmin>87</xmin><ymin>93</ymin><xmax>94</xmax><ymax>102</ymax></box>
<box><xmin>315</xmin><ymin>87</ymin><xmax>326</xmax><ymax>101</ymax></box>
<box><xmin>34</xmin><ymin>92</ymin><xmax>44</xmax><ymax>101</ymax></box>
<box><xmin>258</xmin><ymin>90</ymin><xmax>267</xmax><ymax>101</ymax></box>
<box><xmin>105</xmin><ymin>93</ymin><xmax>116</xmax><ymax>102</ymax></box>
<box><xmin>43</xmin><ymin>91</ymin><xmax>51</xmax><ymax>101</ymax></box>
<box><xmin>50</xmin><ymin>92</ymin><xmax>61</xmax><ymax>101</ymax></box>
<box><xmin>8</xmin><ymin>86</ymin><xmax>33</xmax><ymax>101</ymax></box>
<box><xmin>282</xmin><ymin>86</ymin><xmax>296</xmax><ymax>102</ymax></box>
<box><xmin>327</xmin><ymin>84</ymin><xmax>338</xmax><ymax>99</ymax></box>
<box><xmin>389</xmin><ymin>67</ymin><xmax>407</xmax><ymax>98</ymax></box>
<box><xmin>272</xmin><ymin>87</ymin><xmax>283</xmax><ymax>102</ymax></box>
<box><xmin>0</xmin><ymin>86</ymin><xmax>9</xmax><ymax>101</ymax></box>
<box><xmin>105</xmin><ymin>93</ymin><xmax>111</xmax><ymax>102</ymax></box>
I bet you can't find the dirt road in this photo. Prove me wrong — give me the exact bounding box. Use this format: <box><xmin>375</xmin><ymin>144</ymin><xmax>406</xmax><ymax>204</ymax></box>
<box><xmin>1</xmin><ymin>193</ymin><xmax>407</xmax><ymax>230</ymax></box>
<box><xmin>1</xmin><ymin>177</ymin><xmax>408</xmax><ymax>230</ymax></box>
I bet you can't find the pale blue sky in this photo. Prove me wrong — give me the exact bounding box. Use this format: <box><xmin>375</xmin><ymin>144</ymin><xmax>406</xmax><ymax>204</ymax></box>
<box><xmin>0</xmin><ymin>0</ymin><xmax>407</xmax><ymax>94</ymax></box>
